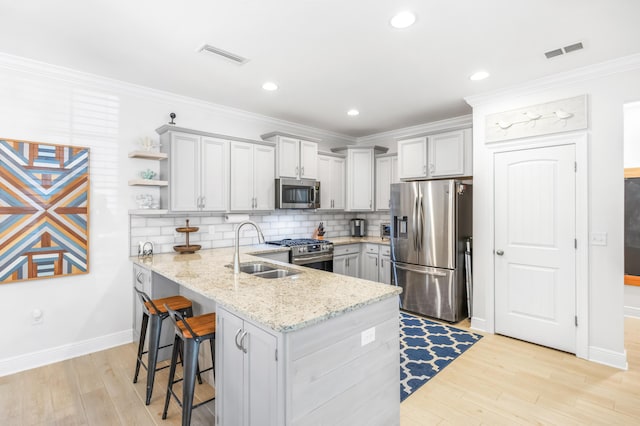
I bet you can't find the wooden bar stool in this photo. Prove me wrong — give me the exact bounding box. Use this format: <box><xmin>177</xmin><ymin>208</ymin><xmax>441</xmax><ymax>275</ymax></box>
<box><xmin>133</xmin><ymin>287</ymin><xmax>196</xmax><ymax>405</ymax></box>
<box><xmin>163</xmin><ymin>305</ymin><xmax>216</xmax><ymax>426</ymax></box>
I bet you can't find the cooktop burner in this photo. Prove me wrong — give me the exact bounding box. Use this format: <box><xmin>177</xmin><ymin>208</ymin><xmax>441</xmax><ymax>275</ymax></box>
<box><xmin>266</xmin><ymin>238</ymin><xmax>331</xmax><ymax>247</ymax></box>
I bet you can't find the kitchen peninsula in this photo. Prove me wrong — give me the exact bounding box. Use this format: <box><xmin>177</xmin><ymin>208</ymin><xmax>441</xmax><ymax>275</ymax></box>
<box><xmin>132</xmin><ymin>244</ymin><xmax>401</xmax><ymax>425</ymax></box>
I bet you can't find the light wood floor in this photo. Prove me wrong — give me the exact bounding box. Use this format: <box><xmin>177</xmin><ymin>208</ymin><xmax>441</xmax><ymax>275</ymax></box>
<box><xmin>1</xmin><ymin>318</ymin><xmax>639</xmax><ymax>425</ymax></box>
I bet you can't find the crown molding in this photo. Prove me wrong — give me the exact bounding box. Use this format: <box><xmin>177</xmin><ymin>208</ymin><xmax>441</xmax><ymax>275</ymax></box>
<box><xmin>355</xmin><ymin>114</ymin><xmax>472</xmax><ymax>144</ymax></box>
<box><xmin>0</xmin><ymin>52</ymin><xmax>356</xmax><ymax>145</ymax></box>
<box><xmin>465</xmin><ymin>52</ymin><xmax>640</xmax><ymax>107</ymax></box>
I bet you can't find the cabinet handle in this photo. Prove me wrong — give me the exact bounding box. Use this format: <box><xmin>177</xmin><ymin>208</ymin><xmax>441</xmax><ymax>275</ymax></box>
<box><xmin>375</xmin><ymin>258</ymin><xmax>378</xmax><ymax>266</ymax></box>
<box><xmin>201</xmin><ymin>196</ymin><xmax>206</xmax><ymax>209</ymax></box>
<box><xmin>423</xmin><ymin>165</ymin><xmax>427</xmax><ymax>174</ymax></box>
<box><xmin>301</xmin><ymin>166</ymin><xmax>305</xmax><ymax>176</ymax></box>
<box><xmin>295</xmin><ymin>166</ymin><xmax>299</xmax><ymax>177</ymax></box>
<box><xmin>234</xmin><ymin>328</ymin><xmax>243</xmax><ymax>350</ymax></box>
<box><xmin>369</xmin><ymin>200</ymin><xmax>372</xmax><ymax>208</ymax></box>
<box><xmin>429</xmin><ymin>163</ymin><xmax>434</xmax><ymax>174</ymax></box>
<box><xmin>239</xmin><ymin>330</ymin><xmax>248</xmax><ymax>353</ymax></box>
<box><xmin>136</xmin><ymin>272</ymin><xmax>144</xmax><ymax>284</ymax></box>
<box><xmin>381</xmin><ymin>259</ymin><xmax>384</xmax><ymax>267</ymax></box>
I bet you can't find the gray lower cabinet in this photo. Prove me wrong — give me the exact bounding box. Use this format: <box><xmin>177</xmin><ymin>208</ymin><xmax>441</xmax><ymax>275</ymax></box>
<box><xmin>333</xmin><ymin>244</ymin><xmax>361</xmax><ymax>277</ymax></box>
<box><xmin>216</xmin><ymin>306</ymin><xmax>280</xmax><ymax>426</ymax></box>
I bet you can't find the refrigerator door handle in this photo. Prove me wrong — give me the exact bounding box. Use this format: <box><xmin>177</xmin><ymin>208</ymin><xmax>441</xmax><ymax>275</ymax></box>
<box><xmin>394</xmin><ymin>262</ymin><xmax>448</xmax><ymax>277</ymax></box>
<box><xmin>418</xmin><ymin>190</ymin><xmax>425</xmax><ymax>251</ymax></box>
<box><xmin>412</xmin><ymin>192</ymin><xmax>418</xmax><ymax>250</ymax></box>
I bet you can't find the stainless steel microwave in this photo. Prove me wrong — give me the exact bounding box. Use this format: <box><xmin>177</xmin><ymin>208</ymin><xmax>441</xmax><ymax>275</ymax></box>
<box><xmin>275</xmin><ymin>178</ymin><xmax>320</xmax><ymax>209</ymax></box>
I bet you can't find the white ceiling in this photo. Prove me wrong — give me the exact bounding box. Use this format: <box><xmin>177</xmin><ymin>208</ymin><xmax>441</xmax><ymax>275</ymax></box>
<box><xmin>1</xmin><ymin>1</ymin><xmax>640</xmax><ymax>137</ymax></box>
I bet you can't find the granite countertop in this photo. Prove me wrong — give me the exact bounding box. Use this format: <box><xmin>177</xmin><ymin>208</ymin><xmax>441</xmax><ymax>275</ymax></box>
<box><xmin>329</xmin><ymin>236</ymin><xmax>390</xmax><ymax>246</ymax></box>
<box><xmin>132</xmin><ymin>244</ymin><xmax>400</xmax><ymax>333</ymax></box>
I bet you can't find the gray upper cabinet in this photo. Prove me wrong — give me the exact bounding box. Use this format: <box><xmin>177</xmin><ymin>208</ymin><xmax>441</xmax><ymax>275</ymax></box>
<box><xmin>262</xmin><ymin>133</ymin><xmax>318</xmax><ymax>180</ymax></box>
<box><xmin>397</xmin><ymin>128</ymin><xmax>472</xmax><ymax>180</ymax></box>
<box><xmin>158</xmin><ymin>127</ymin><xmax>228</xmax><ymax>212</ymax></box>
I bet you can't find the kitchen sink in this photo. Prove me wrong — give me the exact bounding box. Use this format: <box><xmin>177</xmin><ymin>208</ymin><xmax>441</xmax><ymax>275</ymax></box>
<box><xmin>252</xmin><ymin>269</ymin><xmax>298</xmax><ymax>279</ymax></box>
<box><xmin>227</xmin><ymin>262</ymin><xmax>300</xmax><ymax>279</ymax></box>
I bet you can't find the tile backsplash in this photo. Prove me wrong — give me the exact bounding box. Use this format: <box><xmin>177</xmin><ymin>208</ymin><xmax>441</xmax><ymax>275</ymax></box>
<box><xmin>129</xmin><ymin>210</ymin><xmax>393</xmax><ymax>256</ymax></box>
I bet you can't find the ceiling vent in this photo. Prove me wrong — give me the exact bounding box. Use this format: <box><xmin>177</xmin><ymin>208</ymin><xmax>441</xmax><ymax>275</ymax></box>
<box><xmin>544</xmin><ymin>41</ymin><xmax>584</xmax><ymax>59</ymax></box>
<box><xmin>198</xmin><ymin>44</ymin><xmax>249</xmax><ymax>65</ymax></box>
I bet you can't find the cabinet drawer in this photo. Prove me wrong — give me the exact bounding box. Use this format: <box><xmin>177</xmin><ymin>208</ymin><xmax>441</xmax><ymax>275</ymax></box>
<box><xmin>334</xmin><ymin>244</ymin><xmax>360</xmax><ymax>256</ymax></box>
<box><xmin>363</xmin><ymin>244</ymin><xmax>379</xmax><ymax>254</ymax></box>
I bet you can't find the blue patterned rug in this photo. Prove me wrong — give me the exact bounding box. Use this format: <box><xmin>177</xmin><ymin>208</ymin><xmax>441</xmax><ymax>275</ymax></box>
<box><xmin>400</xmin><ymin>311</ymin><xmax>482</xmax><ymax>401</ymax></box>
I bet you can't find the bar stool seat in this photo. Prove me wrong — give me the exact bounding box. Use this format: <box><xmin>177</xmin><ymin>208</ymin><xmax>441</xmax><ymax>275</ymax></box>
<box><xmin>163</xmin><ymin>306</ymin><xmax>216</xmax><ymax>426</ymax></box>
<box><xmin>133</xmin><ymin>288</ymin><xmax>195</xmax><ymax>405</ymax></box>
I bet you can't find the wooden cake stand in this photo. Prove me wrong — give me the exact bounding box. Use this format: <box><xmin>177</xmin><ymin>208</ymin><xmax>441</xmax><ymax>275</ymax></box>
<box><xmin>173</xmin><ymin>219</ymin><xmax>202</xmax><ymax>254</ymax></box>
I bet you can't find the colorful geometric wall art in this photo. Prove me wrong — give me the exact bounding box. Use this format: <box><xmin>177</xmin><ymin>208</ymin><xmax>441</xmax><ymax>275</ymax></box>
<box><xmin>0</xmin><ymin>139</ymin><xmax>90</xmax><ymax>284</ymax></box>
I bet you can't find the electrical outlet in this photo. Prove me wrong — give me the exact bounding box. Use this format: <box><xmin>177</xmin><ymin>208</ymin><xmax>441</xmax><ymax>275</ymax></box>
<box><xmin>361</xmin><ymin>327</ymin><xmax>376</xmax><ymax>346</ymax></box>
<box><xmin>31</xmin><ymin>308</ymin><xmax>44</xmax><ymax>325</ymax></box>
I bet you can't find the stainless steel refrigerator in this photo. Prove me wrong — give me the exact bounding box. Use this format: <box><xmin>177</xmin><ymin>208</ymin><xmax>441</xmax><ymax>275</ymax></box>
<box><xmin>390</xmin><ymin>179</ymin><xmax>472</xmax><ymax>322</ymax></box>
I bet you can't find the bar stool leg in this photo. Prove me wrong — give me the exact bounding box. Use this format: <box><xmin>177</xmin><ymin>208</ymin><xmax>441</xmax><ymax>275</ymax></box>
<box><xmin>133</xmin><ymin>312</ymin><xmax>149</xmax><ymax>384</ymax></box>
<box><xmin>182</xmin><ymin>339</ymin><xmax>200</xmax><ymax>426</ymax></box>
<box><xmin>162</xmin><ymin>335</ymin><xmax>181</xmax><ymax>420</ymax></box>
<box><xmin>209</xmin><ymin>337</ymin><xmax>215</xmax><ymax>381</ymax></box>
<box><xmin>145</xmin><ymin>314</ymin><xmax>163</xmax><ymax>405</ymax></box>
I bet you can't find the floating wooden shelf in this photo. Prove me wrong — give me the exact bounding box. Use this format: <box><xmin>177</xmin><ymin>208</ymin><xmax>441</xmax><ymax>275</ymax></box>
<box><xmin>128</xmin><ymin>151</ymin><xmax>167</xmax><ymax>160</ymax></box>
<box><xmin>129</xmin><ymin>209</ymin><xmax>169</xmax><ymax>215</ymax></box>
<box><xmin>128</xmin><ymin>179</ymin><xmax>169</xmax><ymax>187</ymax></box>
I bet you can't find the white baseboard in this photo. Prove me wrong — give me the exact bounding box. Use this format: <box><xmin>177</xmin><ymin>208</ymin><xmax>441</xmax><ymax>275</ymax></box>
<box><xmin>0</xmin><ymin>329</ymin><xmax>134</xmax><ymax>377</ymax></box>
<box><xmin>588</xmin><ymin>346</ymin><xmax>628</xmax><ymax>370</ymax></box>
<box><xmin>624</xmin><ymin>305</ymin><xmax>640</xmax><ymax>318</ymax></box>
<box><xmin>470</xmin><ymin>316</ymin><xmax>488</xmax><ymax>333</ymax></box>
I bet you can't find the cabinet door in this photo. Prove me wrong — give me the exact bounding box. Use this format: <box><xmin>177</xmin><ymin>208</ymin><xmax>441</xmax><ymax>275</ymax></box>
<box><xmin>201</xmin><ymin>137</ymin><xmax>228</xmax><ymax>211</ymax></box>
<box><xmin>217</xmin><ymin>309</ymin><xmax>246</xmax><ymax>426</ymax></box>
<box><xmin>277</xmin><ymin>136</ymin><xmax>299</xmax><ymax>178</ymax></box>
<box><xmin>333</xmin><ymin>255</ymin><xmax>348</xmax><ymax>276</ymax></box>
<box><xmin>332</xmin><ymin>157</ymin><xmax>345</xmax><ymax>210</ymax></box>
<box><xmin>362</xmin><ymin>252</ymin><xmax>379</xmax><ymax>282</ymax></box>
<box><xmin>379</xmin><ymin>254</ymin><xmax>391</xmax><ymax>284</ymax></box>
<box><xmin>428</xmin><ymin>130</ymin><xmax>465</xmax><ymax>177</ymax></box>
<box><xmin>170</xmin><ymin>132</ymin><xmax>200</xmax><ymax>211</ymax></box>
<box><xmin>317</xmin><ymin>155</ymin><xmax>332</xmax><ymax>209</ymax></box>
<box><xmin>375</xmin><ymin>157</ymin><xmax>391</xmax><ymax>211</ymax></box>
<box><xmin>348</xmin><ymin>149</ymin><xmax>373</xmax><ymax>211</ymax></box>
<box><xmin>254</xmin><ymin>144</ymin><xmax>275</xmax><ymax>211</ymax></box>
<box><xmin>299</xmin><ymin>140</ymin><xmax>318</xmax><ymax>179</ymax></box>
<box><xmin>397</xmin><ymin>137</ymin><xmax>427</xmax><ymax>180</ymax></box>
<box><xmin>245</xmin><ymin>322</ymin><xmax>278</xmax><ymax>426</ymax></box>
<box><xmin>230</xmin><ymin>142</ymin><xmax>255</xmax><ymax>211</ymax></box>
<box><xmin>391</xmin><ymin>155</ymin><xmax>400</xmax><ymax>184</ymax></box>
<box><xmin>346</xmin><ymin>253</ymin><xmax>360</xmax><ymax>278</ymax></box>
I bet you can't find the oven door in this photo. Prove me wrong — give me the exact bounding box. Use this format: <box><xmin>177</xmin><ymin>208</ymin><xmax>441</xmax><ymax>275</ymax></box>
<box><xmin>291</xmin><ymin>253</ymin><xmax>333</xmax><ymax>272</ymax></box>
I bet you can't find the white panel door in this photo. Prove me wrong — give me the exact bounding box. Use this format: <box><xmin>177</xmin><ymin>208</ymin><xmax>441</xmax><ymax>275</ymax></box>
<box><xmin>245</xmin><ymin>322</ymin><xmax>278</xmax><ymax>426</ymax></box>
<box><xmin>428</xmin><ymin>130</ymin><xmax>465</xmax><ymax>177</ymax></box>
<box><xmin>332</xmin><ymin>157</ymin><xmax>345</xmax><ymax>210</ymax></box>
<box><xmin>217</xmin><ymin>309</ymin><xmax>245</xmax><ymax>426</ymax></box>
<box><xmin>230</xmin><ymin>142</ymin><xmax>255</xmax><ymax>211</ymax></box>
<box><xmin>299</xmin><ymin>140</ymin><xmax>318</xmax><ymax>179</ymax></box>
<box><xmin>201</xmin><ymin>137</ymin><xmax>227</xmax><ymax>211</ymax></box>
<box><xmin>349</xmin><ymin>149</ymin><xmax>372</xmax><ymax>211</ymax></box>
<box><xmin>277</xmin><ymin>136</ymin><xmax>299</xmax><ymax>178</ymax></box>
<box><xmin>397</xmin><ymin>137</ymin><xmax>427</xmax><ymax>179</ymax></box>
<box><xmin>391</xmin><ymin>155</ymin><xmax>399</xmax><ymax>184</ymax></box>
<box><xmin>375</xmin><ymin>156</ymin><xmax>391</xmax><ymax>211</ymax></box>
<box><xmin>253</xmin><ymin>144</ymin><xmax>275</xmax><ymax>211</ymax></box>
<box><xmin>170</xmin><ymin>132</ymin><xmax>200</xmax><ymax>211</ymax></box>
<box><xmin>361</xmin><ymin>252</ymin><xmax>379</xmax><ymax>282</ymax></box>
<box><xmin>494</xmin><ymin>144</ymin><xmax>576</xmax><ymax>353</ymax></box>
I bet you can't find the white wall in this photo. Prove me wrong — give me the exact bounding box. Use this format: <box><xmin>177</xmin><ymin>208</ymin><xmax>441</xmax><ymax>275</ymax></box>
<box><xmin>624</xmin><ymin>101</ymin><xmax>640</xmax><ymax>317</ymax></box>
<box><xmin>467</xmin><ymin>54</ymin><xmax>640</xmax><ymax>369</ymax></box>
<box><xmin>0</xmin><ymin>53</ymin><xmax>355</xmax><ymax>376</ymax></box>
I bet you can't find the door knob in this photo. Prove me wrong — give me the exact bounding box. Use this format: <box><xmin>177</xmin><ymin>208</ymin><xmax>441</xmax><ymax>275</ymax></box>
<box><xmin>496</xmin><ymin>250</ymin><xmax>504</xmax><ymax>256</ymax></box>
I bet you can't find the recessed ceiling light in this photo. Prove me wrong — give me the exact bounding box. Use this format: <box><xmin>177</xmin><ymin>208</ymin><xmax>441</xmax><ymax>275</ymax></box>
<box><xmin>347</xmin><ymin>109</ymin><xmax>360</xmax><ymax>116</ymax></box>
<box><xmin>390</xmin><ymin>11</ymin><xmax>416</xmax><ymax>29</ymax></box>
<box><xmin>262</xmin><ymin>82</ymin><xmax>278</xmax><ymax>91</ymax></box>
<box><xmin>469</xmin><ymin>71</ymin><xmax>490</xmax><ymax>81</ymax></box>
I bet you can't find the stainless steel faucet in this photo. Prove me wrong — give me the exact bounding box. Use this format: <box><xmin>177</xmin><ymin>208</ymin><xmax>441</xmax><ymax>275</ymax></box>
<box><xmin>233</xmin><ymin>220</ymin><xmax>265</xmax><ymax>274</ymax></box>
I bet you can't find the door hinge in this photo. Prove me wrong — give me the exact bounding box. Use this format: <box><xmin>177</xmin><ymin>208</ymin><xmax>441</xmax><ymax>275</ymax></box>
<box><xmin>574</xmin><ymin>238</ymin><xmax>577</xmax><ymax>249</ymax></box>
<box><xmin>574</xmin><ymin>162</ymin><xmax>577</xmax><ymax>172</ymax></box>
<box><xmin>575</xmin><ymin>315</ymin><xmax>578</xmax><ymax>327</ymax></box>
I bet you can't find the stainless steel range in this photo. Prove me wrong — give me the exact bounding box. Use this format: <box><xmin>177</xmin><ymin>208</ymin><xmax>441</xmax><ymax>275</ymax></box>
<box><xmin>266</xmin><ymin>238</ymin><xmax>334</xmax><ymax>272</ymax></box>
